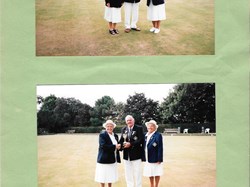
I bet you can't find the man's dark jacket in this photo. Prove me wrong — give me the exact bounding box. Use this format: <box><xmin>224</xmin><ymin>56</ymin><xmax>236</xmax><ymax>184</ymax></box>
<box><xmin>120</xmin><ymin>125</ymin><xmax>145</xmax><ymax>161</ymax></box>
<box><xmin>147</xmin><ymin>0</ymin><xmax>165</xmax><ymax>6</ymax></box>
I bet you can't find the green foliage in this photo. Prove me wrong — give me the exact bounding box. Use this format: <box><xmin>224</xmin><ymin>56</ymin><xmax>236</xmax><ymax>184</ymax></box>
<box><xmin>124</xmin><ymin>93</ymin><xmax>161</xmax><ymax>125</ymax></box>
<box><xmin>37</xmin><ymin>83</ymin><xmax>216</xmax><ymax>134</ymax></box>
<box><xmin>112</xmin><ymin>102</ymin><xmax>126</xmax><ymax>125</ymax></box>
<box><xmin>160</xmin><ymin>83</ymin><xmax>215</xmax><ymax>124</ymax></box>
<box><xmin>52</xmin><ymin>122</ymin><xmax>215</xmax><ymax>134</ymax></box>
<box><xmin>37</xmin><ymin>95</ymin><xmax>57</xmax><ymax>132</ymax></box>
<box><xmin>90</xmin><ymin>96</ymin><xmax>115</xmax><ymax>126</ymax></box>
<box><xmin>70</xmin><ymin>126</ymin><xmax>103</xmax><ymax>133</ymax></box>
<box><xmin>69</xmin><ymin>125</ymin><xmax>125</xmax><ymax>134</ymax></box>
<box><xmin>89</xmin><ymin>117</ymin><xmax>102</xmax><ymax>127</ymax></box>
<box><xmin>73</xmin><ymin>104</ymin><xmax>92</xmax><ymax>126</ymax></box>
<box><xmin>37</xmin><ymin>95</ymin><xmax>93</xmax><ymax>133</ymax></box>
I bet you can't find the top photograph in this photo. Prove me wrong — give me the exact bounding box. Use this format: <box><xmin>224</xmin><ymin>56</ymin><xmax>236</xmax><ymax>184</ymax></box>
<box><xmin>36</xmin><ymin>0</ymin><xmax>214</xmax><ymax>56</ymax></box>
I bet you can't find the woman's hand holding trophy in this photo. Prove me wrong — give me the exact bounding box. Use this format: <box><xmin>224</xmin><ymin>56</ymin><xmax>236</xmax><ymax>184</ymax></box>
<box><xmin>116</xmin><ymin>144</ymin><xmax>121</xmax><ymax>150</ymax></box>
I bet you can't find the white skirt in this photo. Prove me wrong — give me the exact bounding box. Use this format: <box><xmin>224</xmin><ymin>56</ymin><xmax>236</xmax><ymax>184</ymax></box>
<box><xmin>147</xmin><ymin>2</ymin><xmax>166</xmax><ymax>21</ymax></box>
<box><xmin>95</xmin><ymin>163</ymin><xmax>118</xmax><ymax>183</ymax></box>
<box><xmin>104</xmin><ymin>7</ymin><xmax>121</xmax><ymax>23</ymax></box>
<box><xmin>143</xmin><ymin>162</ymin><xmax>163</xmax><ymax>177</ymax></box>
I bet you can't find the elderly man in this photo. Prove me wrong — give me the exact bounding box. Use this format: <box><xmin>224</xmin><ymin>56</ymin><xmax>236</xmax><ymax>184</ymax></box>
<box><xmin>120</xmin><ymin>115</ymin><xmax>145</xmax><ymax>187</ymax></box>
<box><xmin>124</xmin><ymin>0</ymin><xmax>141</xmax><ymax>33</ymax></box>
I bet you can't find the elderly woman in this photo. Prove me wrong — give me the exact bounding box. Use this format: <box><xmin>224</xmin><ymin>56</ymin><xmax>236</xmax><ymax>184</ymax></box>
<box><xmin>104</xmin><ymin>0</ymin><xmax>123</xmax><ymax>35</ymax></box>
<box><xmin>95</xmin><ymin>120</ymin><xmax>121</xmax><ymax>187</ymax></box>
<box><xmin>146</xmin><ymin>0</ymin><xmax>166</xmax><ymax>34</ymax></box>
<box><xmin>143</xmin><ymin>120</ymin><xmax>163</xmax><ymax>187</ymax></box>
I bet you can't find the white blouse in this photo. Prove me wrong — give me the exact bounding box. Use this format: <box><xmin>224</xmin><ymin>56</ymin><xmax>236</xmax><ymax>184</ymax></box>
<box><xmin>108</xmin><ymin>133</ymin><xmax>118</xmax><ymax>145</ymax></box>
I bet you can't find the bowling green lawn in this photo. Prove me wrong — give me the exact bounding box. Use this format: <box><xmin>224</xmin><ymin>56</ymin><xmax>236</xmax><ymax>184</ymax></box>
<box><xmin>38</xmin><ymin>134</ymin><xmax>216</xmax><ymax>187</ymax></box>
<box><xmin>36</xmin><ymin>0</ymin><xmax>214</xmax><ymax>56</ymax></box>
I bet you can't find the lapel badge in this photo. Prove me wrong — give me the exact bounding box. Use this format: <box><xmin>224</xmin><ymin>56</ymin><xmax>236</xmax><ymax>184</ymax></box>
<box><xmin>133</xmin><ymin>136</ymin><xmax>138</xmax><ymax>140</ymax></box>
<box><xmin>153</xmin><ymin>142</ymin><xmax>157</xmax><ymax>147</ymax></box>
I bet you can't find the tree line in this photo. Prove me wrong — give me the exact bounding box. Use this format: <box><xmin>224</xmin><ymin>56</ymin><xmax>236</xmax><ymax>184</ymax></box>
<box><xmin>37</xmin><ymin>83</ymin><xmax>215</xmax><ymax>133</ymax></box>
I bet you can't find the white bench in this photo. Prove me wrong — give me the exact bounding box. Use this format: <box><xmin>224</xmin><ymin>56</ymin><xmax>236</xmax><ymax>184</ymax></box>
<box><xmin>205</xmin><ymin>128</ymin><xmax>210</xmax><ymax>133</ymax></box>
<box><xmin>67</xmin><ymin>130</ymin><xmax>76</xmax><ymax>134</ymax></box>
<box><xmin>164</xmin><ymin>128</ymin><xmax>179</xmax><ymax>134</ymax></box>
<box><xmin>183</xmin><ymin>129</ymin><xmax>188</xmax><ymax>134</ymax></box>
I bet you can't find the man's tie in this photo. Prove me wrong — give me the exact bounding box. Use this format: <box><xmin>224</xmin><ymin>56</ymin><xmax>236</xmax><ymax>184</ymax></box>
<box><xmin>128</xmin><ymin>128</ymin><xmax>132</xmax><ymax>140</ymax></box>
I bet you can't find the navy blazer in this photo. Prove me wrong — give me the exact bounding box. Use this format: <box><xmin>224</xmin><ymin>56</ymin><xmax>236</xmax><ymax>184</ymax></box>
<box><xmin>124</xmin><ymin>0</ymin><xmax>140</xmax><ymax>3</ymax></box>
<box><xmin>145</xmin><ymin>131</ymin><xmax>163</xmax><ymax>163</ymax></box>
<box><xmin>147</xmin><ymin>0</ymin><xmax>164</xmax><ymax>6</ymax></box>
<box><xmin>97</xmin><ymin>131</ymin><xmax>121</xmax><ymax>164</ymax></box>
<box><xmin>105</xmin><ymin>0</ymin><xmax>123</xmax><ymax>8</ymax></box>
<box><xmin>120</xmin><ymin>125</ymin><xmax>145</xmax><ymax>161</ymax></box>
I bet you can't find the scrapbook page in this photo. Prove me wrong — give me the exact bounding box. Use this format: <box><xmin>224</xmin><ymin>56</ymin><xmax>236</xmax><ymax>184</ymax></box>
<box><xmin>0</xmin><ymin>0</ymin><xmax>249</xmax><ymax>187</ymax></box>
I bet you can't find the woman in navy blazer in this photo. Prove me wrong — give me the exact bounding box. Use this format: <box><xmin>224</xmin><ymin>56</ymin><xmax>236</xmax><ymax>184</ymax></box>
<box><xmin>95</xmin><ymin>120</ymin><xmax>121</xmax><ymax>187</ymax></box>
<box><xmin>146</xmin><ymin>0</ymin><xmax>166</xmax><ymax>33</ymax></box>
<box><xmin>104</xmin><ymin>0</ymin><xmax>123</xmax><ymax>35</ymax></box>
<box><xmin>143</xmin><ymin>120</ymin><xmax>163</xmax><ymax>187</ymax></box>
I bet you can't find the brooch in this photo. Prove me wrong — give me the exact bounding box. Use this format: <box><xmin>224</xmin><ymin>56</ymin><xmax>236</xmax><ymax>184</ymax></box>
<box><xmin>153</xmin><ymin>142</ymin><xmax>157</xmax><ymax>147</ymax></box>
<box><xmin>133</xmin><ymin>136</ymin><xmax>138</xmax><ymax>140</ymax></box>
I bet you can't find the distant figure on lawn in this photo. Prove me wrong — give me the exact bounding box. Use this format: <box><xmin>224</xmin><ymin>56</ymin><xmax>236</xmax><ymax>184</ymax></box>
<box><xmin>95</xmin><ymin>120</ymin><xmax>121</xmax><ymax>187</ymax></box>
<box><xmin>120</xmin><ymin>115</ymin><xmax>145</xmax><ymax>187</ymax></box>
<box><xmin>144</xmin><ymin>120</ymin><xmax>163</xmax><ymax>187</ymax></box>
<box><xmin>147</xmin><ymin>0</ymin><xmax>166</xmax><ymax>34</ymax></box>
<box><xmin>124</xmin><ymin>0</ymin><xmax>141</xmax><ymax>33</ymax></box>
<box><xmin>104</xmin><ymin>0</ymin><xmax>123</xmax><ymax>35</ymax></box>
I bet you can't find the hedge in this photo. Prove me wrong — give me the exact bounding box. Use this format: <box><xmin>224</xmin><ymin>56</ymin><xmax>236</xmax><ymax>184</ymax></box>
<box><xmin>65</xmin><ymin>123</ymin><xmax>215</xmax><ymax>134</ymax></box>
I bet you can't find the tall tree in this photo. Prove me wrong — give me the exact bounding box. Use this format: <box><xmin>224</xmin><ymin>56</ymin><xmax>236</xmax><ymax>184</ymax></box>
<box><xmin>90</xmin><ymin>96</ymin><xmax>115</xmax><ymax>126</ymax></box>
<box><xmin>124</xmin><ymin>93</ymin><xmax>161</xmax><ymax>125</ymax></box>
<box><xmin>53</xmin><ymin>97</ymin><xmax>71</xmax><ymax>132</ymax></box>
<box><xmin>112</xmin><ymin>102</ymin><xmax>126</xmax><ymax>125</ymax></box>
<box><xmin>142</xmin><ymin>98</ymin><xmax>161</xmax><ymax>124</ymax></box>
<box><xmin>161</xmin><ymin>83</ymin><xmax>215</xmax><ymax>124</ymax></box>
<box><xmin>37</xmin><ymin>95</ymin><xmax>93</xmax><ymax>133</ymax></box>
<box><xmin>37</xmin><ymin>95</ymin><xmax>57</xmax><ymax>132</ymax></box>
<box><xmin>74</xmin><ymin>103</ymin><xmax>92</xmax><ymax>126</ymax></box>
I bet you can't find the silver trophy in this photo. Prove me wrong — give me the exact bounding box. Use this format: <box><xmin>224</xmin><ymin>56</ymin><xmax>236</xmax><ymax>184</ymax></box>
<box><xmin>123</xmin><ymin>131</ymin><xmax>128</xmax><ymax>146</ymax></box>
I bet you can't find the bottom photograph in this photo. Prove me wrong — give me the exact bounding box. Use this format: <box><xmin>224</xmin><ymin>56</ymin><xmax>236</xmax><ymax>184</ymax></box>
<box><xmin>36</xmin><ymin>83</ymin><xmax>216</xmax><ymax>187</ymax></box>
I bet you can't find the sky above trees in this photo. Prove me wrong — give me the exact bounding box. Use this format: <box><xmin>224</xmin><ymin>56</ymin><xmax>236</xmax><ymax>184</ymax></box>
<box><xmin>37</xmin><ymin>84</ymin><xmax>177</xmax><ymax>107</ymax></box>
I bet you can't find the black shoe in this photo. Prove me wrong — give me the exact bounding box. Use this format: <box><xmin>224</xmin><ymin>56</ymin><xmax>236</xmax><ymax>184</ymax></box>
<box><xmin>131</xmin><ymin>27</ymin><xmax>141</xmax><ymax>31</ymax></box>
<box><xmin>109</xmin><ymin>30</ymin><xmax>115</xmax><ymax>35</ymax></box>
<box><xmin>113</xmin><ymin>29</ymin><xmax>119</xmax><ymax>34</ymax></box>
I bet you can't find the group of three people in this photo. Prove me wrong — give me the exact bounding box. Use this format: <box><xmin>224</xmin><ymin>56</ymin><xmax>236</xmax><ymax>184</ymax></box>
<box><xmin>104</xmin><ymin>0</ymin><xmax>166</xmax><ymax>35</ymax></box>
<box><xmin>95</xmin><ymin>115</ymin><xmax>163</xmax><ymax>187</ymax></box>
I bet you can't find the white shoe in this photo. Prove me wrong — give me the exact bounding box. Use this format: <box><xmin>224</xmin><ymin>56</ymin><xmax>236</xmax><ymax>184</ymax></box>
<box><xmin>149</xmin><ymin>27</ymin><xmax>155</xmax><ymax>32</ymax></box>
<box><xmin>154</xmin><ymin>28</ymin><xmax>160</xmax><ymax>34</ymax></box>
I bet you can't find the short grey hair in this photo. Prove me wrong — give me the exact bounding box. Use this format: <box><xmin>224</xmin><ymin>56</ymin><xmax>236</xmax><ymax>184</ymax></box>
<box><xmin>125</xmin><ymin>115</ymin><xmax>134</xmax><ymax>121</ymax></box>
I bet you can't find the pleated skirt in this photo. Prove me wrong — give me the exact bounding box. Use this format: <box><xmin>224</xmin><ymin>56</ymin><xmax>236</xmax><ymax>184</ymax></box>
<box><xmin>143</xmin><ymin>162</ymin><xmax>163</xmax><ymax>177</ymax></box>
<box><xmin>147</xmin><ymin>3</ymin><xmax>166</xmax><ymax>21</ymax></box>
<box><xmin>104</xmin><ymin>7</ymin><xmax>121</xmax><ymax>23</ymax></box>
<box><xmin>95</xmin><ymin>163</ymin><xmax>118</xmax><ymax>183</ymax></box>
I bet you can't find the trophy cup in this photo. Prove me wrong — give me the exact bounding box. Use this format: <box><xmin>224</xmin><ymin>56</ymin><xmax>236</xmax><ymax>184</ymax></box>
<box><xmin>122</xmin><ymin>131</ymin><xmax>128</xmax><ymax>147</ymax></box>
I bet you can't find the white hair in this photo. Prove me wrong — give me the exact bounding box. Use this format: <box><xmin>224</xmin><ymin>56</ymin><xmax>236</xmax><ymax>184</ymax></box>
<box><xmin>125</xmin><ymin>115</ymin><xmax>134</xmax><ymax>121</ymax></box>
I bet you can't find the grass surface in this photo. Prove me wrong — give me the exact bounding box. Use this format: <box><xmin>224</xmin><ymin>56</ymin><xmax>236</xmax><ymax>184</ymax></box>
<box><xmin>38</xmin><ymin>134</ymin><xmax>216</xmax><ymax>187</ymax></box>
<box><xmin>36</xmin><ymin>0</ymin><xmax>214</xmax><ymax>56</ymax></box>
